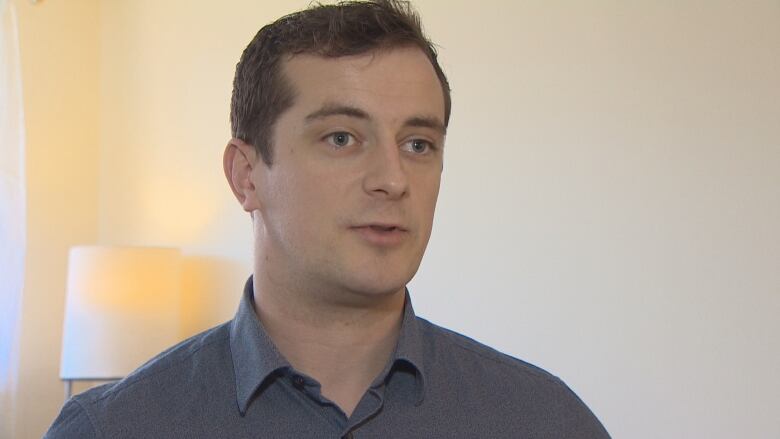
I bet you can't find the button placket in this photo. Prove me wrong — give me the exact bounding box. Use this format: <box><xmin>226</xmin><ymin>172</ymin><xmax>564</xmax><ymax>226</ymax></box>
<box><xmin>292</xmin><ymin>374</ymin><xmax>306</xmax><ymax>390</ymax></box>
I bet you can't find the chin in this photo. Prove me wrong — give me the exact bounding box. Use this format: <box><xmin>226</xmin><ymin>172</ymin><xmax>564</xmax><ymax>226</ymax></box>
<box><xmin>347</xmin><ymin>277</ymin><xmax>408</xmax><ymax>298</ymax></box>
<box><xmin>321</xmin><ymin>247</ymin><xmax>425</xmax><ymax>300</ymax></box>
<box><xmin>339</xmin><ymin>267</ymin><xmax>415</xmax><ymax>299</ymax></box>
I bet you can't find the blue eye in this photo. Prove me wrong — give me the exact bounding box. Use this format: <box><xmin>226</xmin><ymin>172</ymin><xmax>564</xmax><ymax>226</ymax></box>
<box><xmin>403</xmin><ymin>138</ymin><xmax>433</xmax><ymax>154</ymax></box>
<box><xmin>328</xmin><ymin>132</ymin><xmax>353</xmax><ymax>148</ymax></box>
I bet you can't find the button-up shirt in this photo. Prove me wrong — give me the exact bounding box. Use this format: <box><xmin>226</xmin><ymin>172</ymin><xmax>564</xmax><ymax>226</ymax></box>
<box><xmin>45</xmin><ymin>277</ymin><xmax>610</xmax><ymax>438</ymax></box>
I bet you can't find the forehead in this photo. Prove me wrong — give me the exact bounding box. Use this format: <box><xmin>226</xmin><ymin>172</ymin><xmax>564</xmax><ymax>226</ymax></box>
<box><xmin>279</xmin><ymin>47</ymin><xmax>445</xmax><ymax>123</ymax></box>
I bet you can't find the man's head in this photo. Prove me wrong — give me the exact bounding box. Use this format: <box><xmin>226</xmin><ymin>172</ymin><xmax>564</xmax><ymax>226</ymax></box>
<box><xmin>230</xmin><ymin>0</ymin><xmax>451</xmax><ymax>166</ymax></box>
<box><xmin>225</xmin><ymin>0</ymin><xmax>449</xmax><ymax>302</ymax></box>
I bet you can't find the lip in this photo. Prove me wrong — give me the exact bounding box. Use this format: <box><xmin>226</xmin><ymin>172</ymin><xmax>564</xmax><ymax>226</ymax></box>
<box><xmin>350</xmin><ymin>223</ymin><xmax>408</xmax><ymax>247</ymax></box>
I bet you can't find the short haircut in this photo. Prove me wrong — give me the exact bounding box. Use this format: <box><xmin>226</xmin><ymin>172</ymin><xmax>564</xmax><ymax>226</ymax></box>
<box><xmin>230</xmin><ymin>0</ymin><xmax>451</xmax><ymax>165</ymax></box>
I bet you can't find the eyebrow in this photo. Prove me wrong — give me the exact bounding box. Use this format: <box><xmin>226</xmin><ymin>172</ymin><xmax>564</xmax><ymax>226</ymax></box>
<box><xmin>404</xmin><ymin>115</ymin><xmax>447</xmax><ymax>135</ymax></box>
<box><xmin>305</xmin><ymin>103</ymin><xmax>369</xmax><ymax>122</ymax></box>
<box><xmin>304</xmin><ymin>102</ymin><xmax>447</xmax><ymax>135</ymax></box>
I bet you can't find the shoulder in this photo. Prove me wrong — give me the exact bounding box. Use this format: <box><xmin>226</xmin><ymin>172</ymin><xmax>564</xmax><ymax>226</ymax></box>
<box><xmin>44</xmin><ymin>397</ymin><xmax>98</xmax><ymax>439</ymax></box>
<box><xmin>417</xmin><ymin>316</ymin><xmax>561</xmax><ymax>384</ymax></box>
<box><xmin>85</xmin><ymin>321</ymin><xmax>232</xmax><ymax>404</ymax></box>
<box><xmin>45</xmin><ymin>322</ymin><xmax>233</xmax><ymax>438</ymax></box>
<box><xmin>416</xmin><ymin>317</ymin><xmax>610</xmax><ymax>438</ymax></box>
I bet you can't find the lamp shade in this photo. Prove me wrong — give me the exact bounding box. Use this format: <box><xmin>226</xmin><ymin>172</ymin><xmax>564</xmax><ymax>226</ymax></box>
<box><xmin>60</xmin><ymin>246</ymin><xmax>182</xmax><ymax>380</ymax></box>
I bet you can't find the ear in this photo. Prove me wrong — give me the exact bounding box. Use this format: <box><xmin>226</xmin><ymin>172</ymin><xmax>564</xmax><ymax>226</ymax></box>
<box><xmin>223</xmin><ymin>138</ymin><xmax>263</xmax><ymax>213</ymax></box>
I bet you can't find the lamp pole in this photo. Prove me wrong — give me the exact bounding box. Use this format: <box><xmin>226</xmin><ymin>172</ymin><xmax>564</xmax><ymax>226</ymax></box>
<box><xmin>62</xmin><ymin>378</ymin><xmax>121</xmax><ymax>400</ymax></box>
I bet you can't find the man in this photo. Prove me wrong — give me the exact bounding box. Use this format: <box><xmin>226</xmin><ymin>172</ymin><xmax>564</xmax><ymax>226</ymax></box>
<box><xmin>47</xmin><ymin>1</ymin><xmax>609</xmax><ymax>437</ymax></box>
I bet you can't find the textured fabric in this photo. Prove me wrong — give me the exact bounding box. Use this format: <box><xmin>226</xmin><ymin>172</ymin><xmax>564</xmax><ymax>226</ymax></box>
<box><xmin>45</xmin><ymin>277</ymin><xmax>610</xmax><ymax>438</ymax></box>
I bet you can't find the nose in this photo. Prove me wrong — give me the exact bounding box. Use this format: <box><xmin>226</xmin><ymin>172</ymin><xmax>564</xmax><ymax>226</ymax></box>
<box><xmin>362</xmin><ymin>138</ymin><xmax>409</xmax><ymax>200</ymax></box>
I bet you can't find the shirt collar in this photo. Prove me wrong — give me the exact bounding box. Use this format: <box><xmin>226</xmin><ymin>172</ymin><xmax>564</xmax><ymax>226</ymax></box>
<box><xmin>230</xmin><ymin>276</ymin><xmax>427</xmax><ymax>414</ymax></box>
<box><xmin>230</xmin><ymin>276</ymin><xmax>290</xmax><ymax>415</ymax></box>
<box><xmin>388</xmin><ymin>288</ymin><xmax>427</xmax><ymax>405</ymax></box>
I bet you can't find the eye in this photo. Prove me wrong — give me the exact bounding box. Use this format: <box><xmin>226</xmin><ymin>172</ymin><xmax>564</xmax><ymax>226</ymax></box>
<box><xmin>326</xmin><ymin>131</ymin><xmax>355</xmax><ymax>148</ymax></box>
<box><xmin>402</xmin><ymin>138</ymin><xmax>434</xmax><ymax>154</ymax></box>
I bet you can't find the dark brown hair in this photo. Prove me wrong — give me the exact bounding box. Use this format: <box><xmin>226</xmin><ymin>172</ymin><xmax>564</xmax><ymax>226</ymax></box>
<box><xmin>230</xmin><ymin>0</ymin><xmax>451</xmax><ymax>165</ymax></box>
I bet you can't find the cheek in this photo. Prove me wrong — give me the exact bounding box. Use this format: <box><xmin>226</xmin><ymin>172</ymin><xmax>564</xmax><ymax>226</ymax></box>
<box><xmin>418</xmin><ymin>173</ymin><xmax>441</xmax><ymax>214</ymax></box>
<box><xmin>271</xmin><ymin>174</ymin><xmax>338</xmax><ymax>236</ymax></box>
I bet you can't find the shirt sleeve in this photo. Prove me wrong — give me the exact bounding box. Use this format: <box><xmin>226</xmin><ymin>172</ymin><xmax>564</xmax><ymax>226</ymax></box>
<box><xmin>43</xmin><ymin>398</ymin><xmax>99</xmax><ymax>439</ymax></box>
<box><xmin>554</xmin><ymin>378</ymin><xmax>612</xmax><ymax>439</ymax></box>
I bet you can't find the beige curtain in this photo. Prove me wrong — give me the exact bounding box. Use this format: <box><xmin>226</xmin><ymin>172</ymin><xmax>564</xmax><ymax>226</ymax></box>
<box><xmin>0</xmin><ymin>0</ymin><xmax>26</xmax><ymax>437</ymax></box>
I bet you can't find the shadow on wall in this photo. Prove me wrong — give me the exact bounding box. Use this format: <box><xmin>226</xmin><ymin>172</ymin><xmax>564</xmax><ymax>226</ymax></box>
<box><xmin>180</xmin><ymin>256</ymin><xmax>249</xmax><ymax>340</ymax></box>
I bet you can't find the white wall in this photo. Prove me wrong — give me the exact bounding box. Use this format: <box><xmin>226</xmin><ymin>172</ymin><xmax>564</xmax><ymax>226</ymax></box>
<box><xmin>11</xmin><ymin>0</ymin><xmax>100</xmax><ymax>438</ymax></box>
<box><xmin>411</xmin><ymin>2</ymin><xmax>780</xmax><ymax>438</ymax></box>
<box><xmin>12</xmin><ymin>1</ymin><xmax>779</xmax><ymax>438</ymax></box>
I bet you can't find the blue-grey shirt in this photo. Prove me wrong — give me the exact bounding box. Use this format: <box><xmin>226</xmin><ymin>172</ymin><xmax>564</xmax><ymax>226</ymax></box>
<box><xmin>45</xmin><ymin>277</ymin><xmax>610</xmax><ymax>438</ymax></box>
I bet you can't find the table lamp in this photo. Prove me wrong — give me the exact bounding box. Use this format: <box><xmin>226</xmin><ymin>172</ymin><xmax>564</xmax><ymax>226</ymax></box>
<box><xmin>59</xmin><ymin>245</ymin><xmax>182</xmax><ymax>398</ymax></box>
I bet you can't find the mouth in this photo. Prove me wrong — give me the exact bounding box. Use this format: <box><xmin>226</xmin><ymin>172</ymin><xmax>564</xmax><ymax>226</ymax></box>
<box><xmin>366</xmin><ymin>224</ymin><xmax>404</xmax><ymax>232</ymax></box>
<box><xmin>351</xmin><ymin>223</ymin><xmax>408</xmax><ymax>246</ymax></box>
<box><xmin>352</xmin><ymin>221</ymin><xmax>407</xmax><ymax>231</ymax></box>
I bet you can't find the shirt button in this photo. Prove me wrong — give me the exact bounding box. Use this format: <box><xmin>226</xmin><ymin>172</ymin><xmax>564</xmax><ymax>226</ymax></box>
<box><xmin>292</xmin><ymin>375</ymin><xmax>305</xmax><ymax>389</ymax></box>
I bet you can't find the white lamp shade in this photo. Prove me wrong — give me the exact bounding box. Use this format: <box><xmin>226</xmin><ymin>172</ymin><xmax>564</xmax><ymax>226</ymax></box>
<box><xmin>60</xmin><ymin>246</ymin><xmax>182</xmax><ymax>380</ymax></box>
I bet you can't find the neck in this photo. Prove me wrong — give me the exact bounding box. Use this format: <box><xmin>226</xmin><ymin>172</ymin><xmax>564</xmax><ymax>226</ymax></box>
<box><xmin>251</xmin><ymin>268</ymin><xmax>406</xmax><ymax>417</ymax></box>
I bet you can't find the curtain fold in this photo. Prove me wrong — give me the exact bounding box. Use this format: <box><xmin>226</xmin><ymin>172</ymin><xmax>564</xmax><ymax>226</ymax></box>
<box><xmin>0</xmin><ymin>0</ymin><xmax>27</xmax><ymax>437</ymax></box>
